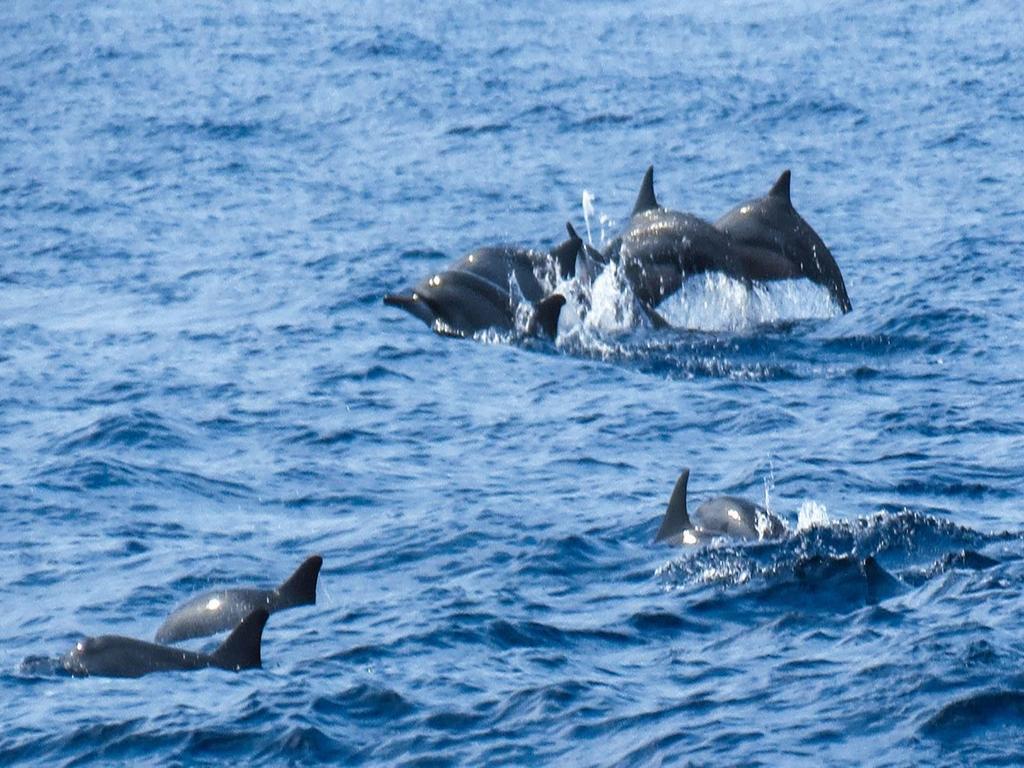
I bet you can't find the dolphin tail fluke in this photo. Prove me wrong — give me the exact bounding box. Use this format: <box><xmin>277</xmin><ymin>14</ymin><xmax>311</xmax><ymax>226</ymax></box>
<box><xmin>277</xmin><ymin>554</ymin><xmax>323</xmax><ymax>609</ymax></box>
<box><xmin>631</xmin><ymin>165</ymin><xmax>659</xmax><ymax>216</ymax></box>
<box><xmin>550</xmin><ymin>222</ymin><xmax>583</xmax><ymax>278</ymax></box>
<box><xmin>211</xmin><ymin>608</ymin><xmax>268</xmax><ymax>671</ymax></box>
<box><xmin>527</xmin><ymin>294</ymin><xmax>566</xmax><ymax>339</ymax></box>
<box><xmin>655</xmin><ymin>469</ymin><xmax>692</xmax><ymax>543</ymax></box>
<box><xmin>769</xmin><ymin>170</ymin><xmax>792</xmax><ymax>204</ymax></box>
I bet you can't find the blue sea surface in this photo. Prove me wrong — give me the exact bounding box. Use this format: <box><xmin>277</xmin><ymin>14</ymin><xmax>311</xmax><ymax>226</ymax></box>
<box><xmin>3</xmin><ymin>0</ymin><xmax>1024</xmax><ymax>764</ymax></box>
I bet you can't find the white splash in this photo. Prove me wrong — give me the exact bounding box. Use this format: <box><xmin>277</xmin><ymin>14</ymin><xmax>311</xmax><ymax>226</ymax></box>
<box><xmin>582</xmin><ymin>189</ymin><xmax>596</xmax><ymax>244</ymax></box>
<box><xmin>762</xmin><ymin>458</ymin><xmax>776</xmax><ymax>514</ymax></box>
<box><xmin>655</xmin><ymin>274</ymin><xmax>838</xmax><ymax>332</ymax></box>
<box><xmin>578</xmin><ymin>260</ymin><xmax>641</xmax><ymax>334</ymax></box>
<box><xmin>598</xmin><ymin>213</ymin><xmax>613</xmax><ymax>249</ymax></box>
<box><xmin>796</xmin><ymin>500</ymin><xmax>831</xmax><ymax>531</ymax></box>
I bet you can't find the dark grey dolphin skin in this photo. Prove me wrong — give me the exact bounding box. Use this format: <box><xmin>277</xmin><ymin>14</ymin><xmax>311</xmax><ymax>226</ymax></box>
<box><xmin>715</xmin><ymin>170</ymin><xmax>851</xmax><ymax>312</ymax></box>
<box><xmin>383</xmin><ymin>226</ymin><xmax>580</xmax><ymax>339</ymax></box>
<box><xmin>654</xmin><ymin>468</ymin><xmax>786</xmax><ymax>544</ymax></box>
<box><xmin>603</xmin><ymin>167</ymin><xmax>851</xmax><ymax>318</ymax></box>
<box><xmin>155</xmin><ymin>554</ymin><xmax>322</xmax><ymax>644</ymax></box>
<box><xmin>792</xmin><ymin>554</ymin><xmax>904</xmax><ymax>605</ymax></box>
<box><xmin>63</xmin><ymin>608</ymin><xmax>268</xmax><ymax>678</ymax></box>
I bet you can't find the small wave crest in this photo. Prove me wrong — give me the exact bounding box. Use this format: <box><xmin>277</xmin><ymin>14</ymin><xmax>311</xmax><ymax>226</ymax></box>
<box><xmin>657</xmin><ymin>509</ymin><xmax>1007</xmax><ymax>615</ymax></box>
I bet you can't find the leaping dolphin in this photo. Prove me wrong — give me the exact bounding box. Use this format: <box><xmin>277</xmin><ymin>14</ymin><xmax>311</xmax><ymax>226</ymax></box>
<box><xmin>714</xmin><ymin>169</ymin><xmax>851</xmax><ymax>312</ymax></box>
<box><xmin>384</xmin><ymin>226</ymin><xmax>579</xmax><ymax>339</ymax></box>
<box><xmin>654</xmin><ymin>468</ymin><xmax>786</xmax><ymax>544</ymax></box>
<box><xmin>155</xmin><ymin>554</ymin><xmax>322</xmax><ymax>644</ymax></box>
<box><xmin>63</xmin><ymin>608</ymin><xmax>268</xmax><ymax>678</ymax></box>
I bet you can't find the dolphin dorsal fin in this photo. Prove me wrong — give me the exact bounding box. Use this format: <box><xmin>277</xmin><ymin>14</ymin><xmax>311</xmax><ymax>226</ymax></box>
<box><xmin>631</xmin><ymin>165</ymin><xmax>659</xmax><ymax>216</ymax></box>
<box><xmin>550</xmin><ymin>222</ymin><xmax>583</xmax><ymax>278</ymax></box>
<box><xmin>276</xmin><ymin>555</ymin><xmax>323</xmax><ymax>609</ymax></box>
<box><xmin>654</xmin><ymin>468</ymin><xmax>691</xmax><ymax>543</ymax></box>
<box><xmin>769</xmin><ymin>170</ymin><xmax>792</xmax><ymax>204</ymax></box>
<box><xmin>527</xmin><ymin>293</ymin><xmax>566</xmax><ymax>339</ymax></box>
<box><xmin>210</xmin><ymin>608</ymin><xmax>268</xmax><ymax>671</ymax></box>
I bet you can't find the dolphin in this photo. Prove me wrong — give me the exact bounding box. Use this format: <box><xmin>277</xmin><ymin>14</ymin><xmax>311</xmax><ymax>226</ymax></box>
<box><xmin>155</xmin><ymin>555</ymin><xmax>322</xmax><ymax>644</ymax></box>
<box><xmin>383</xmin><ymin>226</ymin><xmax>580</xmax><ymax>339</ymax></box>
<box><xmin>63</xmin><ymin>608</ymin><xmax>268</xmax><ymax>678</ymax></box>
<box><xmin>793</xmin><ymin>553</ymin><xmax>904</xmax><ymax>604</ymax></box>
<box><xmin>653</xmin><ymin>468</ymin><xmax>786</xmax><ymax>544</ymax></box>
<box><xmin>603</xmin><ymin>167</ymin><xmax>851</xmax><ymax>318</ymax></box>
<box><xmin>714</xmin><ymin>170</ymin><xmax>851</xmax><ymax>312</ymax></box>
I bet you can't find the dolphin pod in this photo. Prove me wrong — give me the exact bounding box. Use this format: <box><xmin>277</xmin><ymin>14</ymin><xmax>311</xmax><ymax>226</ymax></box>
<box><xmin>58</xmin><ymin>555</ymin><xmax>322</xmax><ymax>679</ymax></box>
<box><xmin>155</xmin><ymin>554</ymin><xmax>323</xmax><ymax>644</ymax></box>
<box><xmin>385</xmin><ymin>165</ymin><xmax>851</xmax><ymax>339</ymax></box>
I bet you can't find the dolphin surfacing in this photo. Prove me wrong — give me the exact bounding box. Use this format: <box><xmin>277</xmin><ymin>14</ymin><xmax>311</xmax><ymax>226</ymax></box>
<box><xmin>654</xmin><ymin>468</ymin><xmax>786</xmax><ymax>544</ymax></box>
<box><xmin>155</xmin><ymin>555</ymin><xmax>322</xmax><ymax>644</ymax></box>
<box><xmin>63</xmin><ymin>608</ymin><xmax>268</xmax><ymax>678</ymax></box>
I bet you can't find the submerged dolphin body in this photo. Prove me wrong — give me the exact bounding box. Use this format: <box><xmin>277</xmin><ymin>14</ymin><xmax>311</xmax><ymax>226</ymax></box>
<box><xmin>155</xmin><ymin>555</ymin><xmax>322</xmax><ymax>644</ymax></box>
<box><xmin>384</xmin><ymin>226</ymin><xmax>579</xmax><ymax>339</ymax></box>
<box><xmin>603</xmin><ymin>167</ymin><xmax>851</xmax><ymax>318</ymax></box>
<box><xmin>654</xmin><ymin>468</ymin><xmax>786</xmax><ymax>544</ymax></box>
<box><xmin>714</xmin><ymin>170</ymin><xmax>851</xmax><ymax>312</ymax></box>
<box><xmin>63</xmin><ymin>609</ymin><xmax>268</xmax><ymax>678</ymax></box>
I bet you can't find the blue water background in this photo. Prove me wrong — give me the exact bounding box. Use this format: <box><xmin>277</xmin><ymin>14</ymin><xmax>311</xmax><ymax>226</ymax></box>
<box><xmin>3</xmin><ymin>0</ymin><xmax>1024</xmax><ymax>764</ymax></box>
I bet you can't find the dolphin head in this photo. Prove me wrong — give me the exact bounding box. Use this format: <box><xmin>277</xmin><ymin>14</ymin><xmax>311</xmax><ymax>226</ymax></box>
<box><xmin>383</xmin><ymin>290</ymin><xmax>439</xmax><ymax>327</ymax></box>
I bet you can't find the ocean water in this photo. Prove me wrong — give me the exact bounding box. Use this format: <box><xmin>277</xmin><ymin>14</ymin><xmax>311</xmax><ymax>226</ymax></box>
<box><xmin>2</xmin><ymin>0</ymin><xmax>1024</xmax><ymax>765</ymax></box>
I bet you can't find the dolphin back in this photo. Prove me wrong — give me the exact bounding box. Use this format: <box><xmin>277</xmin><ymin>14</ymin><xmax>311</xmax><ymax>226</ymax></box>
<box><xmin>155</xmin><ymin>587</ymin><xmax>272</xmax><ymax>644</ymax></box>
<box><xmin>64</xmin><ymin>635</ymin><xmax>210</xmax><ymax>678</ymax></box>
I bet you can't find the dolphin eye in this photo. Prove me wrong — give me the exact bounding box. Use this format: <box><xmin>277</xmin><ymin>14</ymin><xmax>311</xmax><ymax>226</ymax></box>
<box><xmin>205</xmin><ymin>598</ymin><xmax>222</xmax><ymax>611</ymax></box>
